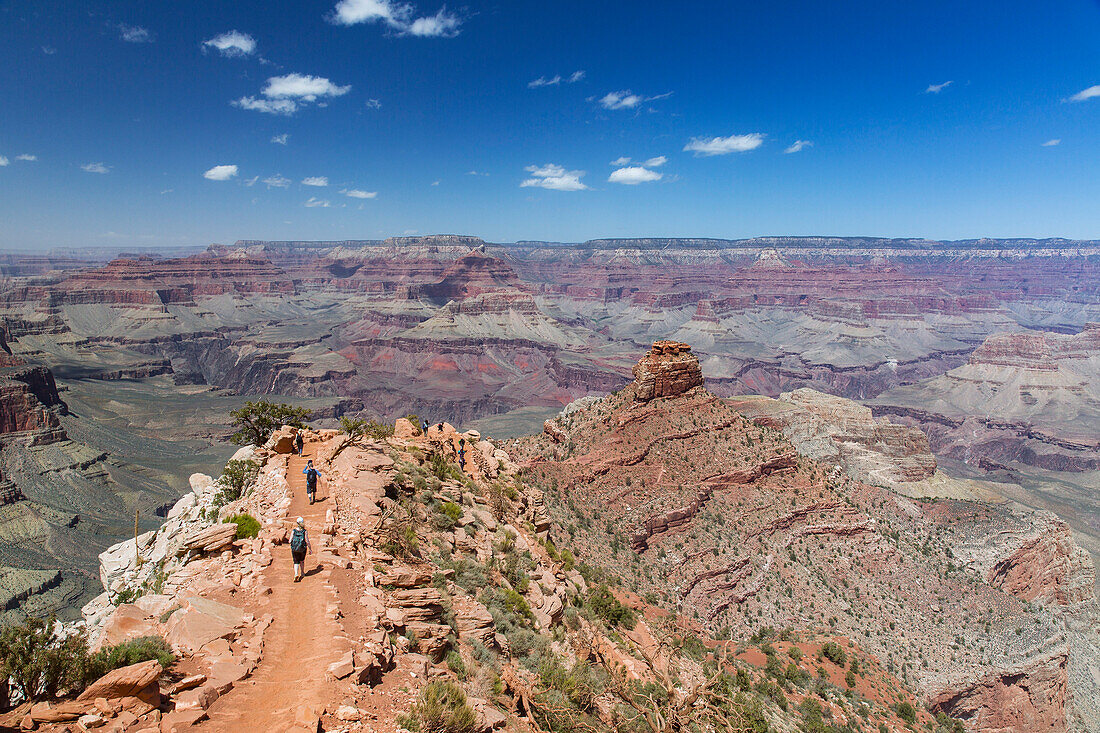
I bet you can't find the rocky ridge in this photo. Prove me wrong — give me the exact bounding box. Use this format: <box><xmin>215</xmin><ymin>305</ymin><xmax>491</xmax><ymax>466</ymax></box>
<box><xmin>511</xmin><ymin>342</ymin><xmax>1100</xmax><ymax>732</ymax></box>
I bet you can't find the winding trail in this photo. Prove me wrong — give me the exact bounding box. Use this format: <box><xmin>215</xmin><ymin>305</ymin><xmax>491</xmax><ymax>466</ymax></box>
<box><xmin>198</xmin><ymin>443</ymin><xmax>341</xmax><ymax>733</ymax></box>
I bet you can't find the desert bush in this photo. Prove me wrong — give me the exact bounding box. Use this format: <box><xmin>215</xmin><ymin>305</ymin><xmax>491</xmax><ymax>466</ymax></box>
<box><xmin>230</xmin><ymin>400</ymin><xmax>310</xmax><ymax>446</ymax></box>
<box><xmin>445</xmin><ymin>650</ymin><xmax>467</xmax><ymax>680</ymax></box>
<box><xmin>89</xmin><ymin>636</ymin><xmax>173</xmax><ymax>680</ymax></box>
<box><xmin>431</xmin><ymin>453</ymin><xmax>464</xmax><ymax>482</ymax></box>
<box><xmin>340</xmin><ymin>416</ymin><xmax>395</xmax><ymax>440</ymax></box>
<box><xmin>587</xmin><ymin>586</ymin><xmax>636</xmax><ymax>629</ymax></box>
<box><xmin>224</xmin><ymin>513</ymin><xmax>261</xmax><ymax>539</ymax></box>
<box><xmin>820</xmin><ymin>641</ymin><xmax>847</xmax><ymax>666</ymax></box>
<box><xmin>397</xmin><ymin>680</ymin><xmax>477</xmax><ymax>733</ymax></box>
<box><xmin>896</xmin><ymin>701</ymin><xmax>917</xmax><ymax>724</ymax></box>
<box><xmin>219</xmin><ymin>459</ymin><xmax>260</xmax><ymax>501</ymax></box>
<box><xmin>0</xmin><ymin>617</ymin><xmax>92</xmax><ymax>702</ymax></box>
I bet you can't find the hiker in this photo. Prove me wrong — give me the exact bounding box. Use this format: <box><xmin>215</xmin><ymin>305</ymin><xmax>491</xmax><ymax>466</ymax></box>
<box><xmin>458</xmin><ymin>437</ymin><xmax>466</xmax><ymax>468</ymax></box>
<box><xmin>303</xmin><ymin>460</ymin><xmax>321</xmax><ymax>505</ymax></box>
<box><xmin>294</xmin><ymin>431</ymin><xmax>304</xmax><ymax>456</ymax></box>
<box><xmin>290</xmin><ymin>516</ymin><xmax>311</xmax><ymax>582</ymax></box>
<box><xmin>421</xmin><ymin>419</ymin><xmax>430</xmax><ymax>435</ymax></box>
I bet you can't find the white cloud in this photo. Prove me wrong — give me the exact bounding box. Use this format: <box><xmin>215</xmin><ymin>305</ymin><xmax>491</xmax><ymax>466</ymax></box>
<box><xmin>342</xmin><ymin>188</ymin><xmax>377</xmax><ymax>199</ymax></box>
<box><xmin>235</xmin><ymin>74</ymin><xmax>351</xmax><ymax>115</ymax></box>
<box><xmin>244</xmin><ymin>176</ymin><xmax>259</xmax><ymax>186</ymax></box>
<box><xmin>520</xmin><ymin>164</ymin><xmax>588</xmax><ymax>191</ymax></box>
<box><xmin>263</xmin><ymin>174</ymin><xmax>291</xmax><ymax>188</ymax></box>
<box><xmin>329</xmin><ymin>0</ymin><xmax>461</xmax><ymax>37</ymax></box>
<box><xmin>302</xmin><ymin>176</ymin><xmax>329</xmax><ymax>187</ymax></box>
<box><xmin>271</xmin><ymin>134</ymin><xmax>289</xmax><ymax>145</ymax></box>
<box><xmin>1068</xmin><ymin>85</ymin><xmax>1100</xmax><ymax>102</ymax></box>
<box><xmin>264</xmin><ymin>74</ymin><xmax>351</xmax><ymax>101</ymax></box>
<box><xmin>304</xmin><ymin>197</ymin><xmax>331</xmax><ymax>208</ymax></box>
<box><xmin>784</xmin><ymin>140</ymin><xmax>812</xmax><ymax>154</ymax></box>
<box><xmin>119</xmin><ymin>25</ymin><xmax>154</xmax><ymax>43</ymax></box>
<box><xmin>41</xmin><ymin>46</ymin><xmax>57</xmax><ymax>55</ymax></box>
<box><xmin>608</xmin><ymin>166</ymin><xmax>662</xmax><ymax>185</ymax></box>
<box><xmin>644</xmin><ymin>156</ymin><xmax>667</xmax><ymax>167</ymax></box>
<box><xmin>684</xmin><ymin>133</ymin><xmax>765</xmax><ymax>156</ymax></box>
<box><xmin>568</xmin><ymin>70</ymin><xmax>585</xmax><ymax>83</ymax></box>
<box><xmin>1042</xmin><ymin>138</ymin><xmax>1061</xmax><ymax>147</ymax></box>
<box><xmin>597</xmin><ymin>90</ymin><xmax>671</xmax><ymax>110</ymax></box>
<box><xmin>529</xmin><ymin>75</ymin><xmax>562</xmax><ymax>88</ymax></box>
<box><xmin>203</xmin><ymin>30</ymin><xmax>257</xmax><ymax>57</ymax></box>
<box><xmin>598</xmin><ymin>90</ymin><xmax>644</xmax><ymax>110</ymax></box>
<box><xmin>160</xmin><ymin>189</ymin><xmax>173</xmax><ymax>195</ymax></box>
<box><xmin>0</xmin><ymin>156</ymin><xmax>8</xmax><ymax>167</ymax></box>
<box><xmin>431</xmin><ymin>180</ymin><xmax>440</xmax><ymax>186</ymax></box>
<box><xmin>610</xmin><ymin>156</ymin><xmax>632</xmax><ymax>166</ymax></box>
<box><xmin>15</xmin><ymin>154</ymin><xmax>37</xmax><ymax>161</ymax></box>
<box><xmin>203</xmin><ymin>164</ymin><xmax>239</xmax><ymax>181</ymax></box>
<box><xmin>366</xmin><ymin>98</ymin><xmax>382</xmax><ymax>109</ymax></box>
<box><xmin>925</xmin><ymin>80</ymin><xmax>953</xmax><ymax>94</ymax></box>
<box><xmin>81</xmin><ymin>162</ymin><xmax>110</xmax><ymax>174</ymax></box>
<box><xmin>406</xmin><ymin>9</ymin><xmax>461</xmax><ymax>37</ymax></box>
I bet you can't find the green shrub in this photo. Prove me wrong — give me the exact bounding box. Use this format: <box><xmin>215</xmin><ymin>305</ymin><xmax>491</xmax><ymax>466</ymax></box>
<box><xmin>820</xmin><ymin>641</ymin><xmax>847</xmax><ymax>666</ymax></box>
<box><xmin>340</xmin><ymin>416</ymin><xmax>396</xmax><ymax>440</ymax></box>
<box><xmin>397</xmin><ymin>680</ymin><xmax>477</xmax><ymax>733</ymax></box>
<box><xmin>897</xmin><ymin>701</ymin><xmax>917</xmax><ymax>724</ymax></box>
<box><xmin>0</xmin><ymin>617</ymin><xmax>92</xmax><ymax>701</ymax></box>
<box><xmin>224</xmin><ymin>513</ymin><xmax>261</xmax><ymax>539</ymax></box>
<box><xmin>440</xmin><ymin>502</ymin><xmax>463</xmax><ymax>522</ymax></box>
<box><xmin>219</xmin><ymin>459</ymin><xmax>259</xmax><ymax>501</ymax></box>
<box><xmin>502</xmin><ymin>589</ymin><xmax>534</xmax><ymax>623</ymax></box>
<box><xmin>587</xmin><ymin>586</ymin><xmax>636</xmax><ymax>629</ymax></box>
<box><xmin>431</xmin><ymin>453</ymin><xmax>463</xmax><ymax>482</ymax></box>
<box><xmin>445</xmin><ymin>650</ymin><xmax>467</xmax><ymax>680</ymax></box>
<box><xmin>89</xmin><ymin>637</ymin><xmax>173</xmax><ymax>680</ymax></box>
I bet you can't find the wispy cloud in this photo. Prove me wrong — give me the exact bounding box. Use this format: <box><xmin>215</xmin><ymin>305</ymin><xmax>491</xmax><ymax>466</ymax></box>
<box><xmin>597</xmin><ymin>90</ymin><xmax>671</xmax><ymax>110</ymax></box>
<box><xmin>1041</xmin><ymin>138</ymin><xmax>1061</xmax><ymax>147</ymax></box>
<box><xmin>365</xmin><ymin>98</ymin><xmax>382</xmax><ymax>109</ymax></box>
<box><xmin>203</xmin><ymin>30</ymin><xmax>257</xmax><ymax>57</ymax></box>
<box><xmin>234</xmin><ymin>73</ymin><xmax>351</xmax><ymax>115</ymax></box>
<box><xmin>119</xmin><ymin>24</ymin><xmax>154</xmax><ymax>43</ymax></box>
<box><xmin>302</xmin><ymin>176</ymin><xmax>329</xmax><ymax>187</ymax></box>
<box><xmin>520</xmin><ymin>164</ymin><xmax>588</xmax><ymax>191</ymax></box>
<box><xmin>15</xmin><ymin>154</ymin><xmax>37</xmax><ymax>162</ymax></box>
<box><xmin>304</xmin><ymin>197</ymin><xmax>331</xmax><ymax>208</ymax></box>
<box><xmin>41</xmin><ymin>46</ymin><xmax>57</xmax><ymax>55</ymax></box>
<box><xmin>342</xmin><ymin>188</ymin><xmax>377</xmax><ymax>199</ymax></box>
<box><xmin>329</xmin><ymin>0</ymin><xmax>462</xmax><ymax>37</ymax></box>
<box><xmin>644</xmin><ymin>156</ymin><xmax>667</xmax><ymax>167</ymax></box>
<box><xmin>784</xmin><ymin>140</ymin><xmax>812</xmax><ymax>154</ymax></box>
<box><xmin>529</xmin><ymin>75</ymin><xmax>562</xmax><ymax>88</ymax></box>
<box><xmin>610</xmin><ymin>156</ymin><xmax>632</xmax><ymax>167</ymax></box>
<box><xmin>271</xmin><ymin>134</ymin><xmax>289</xmax><ymax>145</ymax></box>
<box><xmin>684</xmin><ymin>133</ymin><xmax>765</xmax><ymax>156</ymax></box>
<box><xmin>81</xmin><ymin>162</ymin><xmax>111</xmax><ymax>174</ymax></box>
<box><xmin>263</xmin><ymin>174</ymin><xmax>291</xmax><ymax>188</ymax></box>
<box><xmin>203</xmin><ymin>164</ymin><xmax>239</xmax><ymax>181</ymax></box>
<box><xmin>244</xmin><ymin>176</ymin><xmax>259</xmax><ymax>186</ymax></box>
<box><xmin>0</xmin><ymin>156</ymin><xmax>8</xmax><ymax>167</ymax></box>
<box><xmin>608</xmin><ymin>166</ymin><xmax>662</xmax><ymax>185</ymax></box>
<box><xmin>568</xmin><ymin>70</ymin><xmax>585</xmax><ymax>83</ymax></box>
<box><xmin>1067</xmin><ymin>85</ymin><xmax>1100</xmax><ymax>102</ymax></box>
<box><xmin>925</xmin><ymin>80</ymin><xmax>953</xmax><ymax>94</ymax></box>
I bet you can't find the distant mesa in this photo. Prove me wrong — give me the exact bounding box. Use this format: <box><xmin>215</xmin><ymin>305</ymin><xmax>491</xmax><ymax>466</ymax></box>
<box><xmin>631</xmin><ymin>340</ymin><xmax>704</xmax><ymax>401</ymax></box>
<box><xmin>407</xmin><ymin>249</ymin><xmax>523</xmax><ymax>302</ymax></box>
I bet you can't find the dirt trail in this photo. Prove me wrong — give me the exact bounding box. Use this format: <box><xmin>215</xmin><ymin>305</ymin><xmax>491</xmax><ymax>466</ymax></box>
<box><xmin>199</xmin><ymin>445</ymin><xmax>341</xmax><ymax>732</ymax></box>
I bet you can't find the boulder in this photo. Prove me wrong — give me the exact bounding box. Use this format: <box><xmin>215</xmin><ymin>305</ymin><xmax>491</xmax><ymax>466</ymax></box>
<box><xmin>96</xmin><ymin>604</ymin><xmax>161</xmax><ymax>650</ymax></box>
<box><xmin>264</xmin><ymin>426</ymin><xmax>298</xmax><ymax>454</ymax></box>
<box><xmin>379</xmin><ymin>567</ymin><xmax>432</xmax><ymax>588</ymax></box>
<box><xmin>164</xmin><ymin>607</ymin><xmax>236</xmax><ymax>655</ymax></box>
<box><xmin>78</xmin><ymin>659</ymin><xmax>162</xmax><ymax>704</ymax></box>
<box><xmin>394</xmin><ymin>418</ymin><xmax>420</xmax><ymax>439</ymax></box>
<box><xmin>182</xmin><ymin>524</ymin><xmax>237</xmax><ymax>553</ymax></box>
<box><xmin>452</xmin><ymin>597</ymin><xmax>495</xmax><ymax>645</ymax></box>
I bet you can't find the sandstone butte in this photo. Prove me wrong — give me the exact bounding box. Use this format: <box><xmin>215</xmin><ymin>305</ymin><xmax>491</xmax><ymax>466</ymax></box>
<box><xmin>0</xmin><ymin>341</ymin><xmax>1094</xmax><ymax>732</ymax></box>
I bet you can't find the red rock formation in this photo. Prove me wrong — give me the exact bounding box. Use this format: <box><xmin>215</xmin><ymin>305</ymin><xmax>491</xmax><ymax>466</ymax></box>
<box><xmin>929</xmin><ymin>649</ymin><xmax>1068</xmax><ymax>733</ymax></box>
<box><xmin>987</xmin><ymin>522</ymin><xmax>1095</xmax><ymax>606</ymax></box>
<box><xmin>410</xmin><ymin>251</ymin><xmax>523</xmax><ymax>302</ymax></box>
<box><xmin>631</xmin><ymin>341</ymin><xmax>704</xmax><ymax>402</ymax></box>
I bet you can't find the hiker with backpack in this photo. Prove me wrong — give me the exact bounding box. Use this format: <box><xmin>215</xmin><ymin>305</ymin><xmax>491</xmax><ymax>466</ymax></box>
<box><xmin>294</xmin><ymin>432</ymin><xmax>304</xmax><ymax>456</ymax></box>
<box><xmin>303</xmin><ymin>460</ymin><xmax>322</xmax><ymax>505</ymax></box>
<box><xmin>290</xmin><ymin>516</ymin><xmax>311</xmax><ymax>582</ymax></box>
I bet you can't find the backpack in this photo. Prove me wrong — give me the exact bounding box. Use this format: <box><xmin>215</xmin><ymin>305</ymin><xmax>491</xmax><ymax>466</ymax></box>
<box><xmin>290</xmin><ymin>527</ymin><xmax>307</xmax><ymax>553</ymax></box>
<box><xmin>305</xmin><ymin>469</ymin><xmax>318</xmax><ymax>489</ymax></box>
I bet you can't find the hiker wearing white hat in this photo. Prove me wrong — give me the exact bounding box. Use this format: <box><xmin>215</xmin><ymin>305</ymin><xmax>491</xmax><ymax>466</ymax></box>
<box><xmin>289</xmin><ymin>516</ymin><xmax>311</xmax><ymax>582</ymax></box>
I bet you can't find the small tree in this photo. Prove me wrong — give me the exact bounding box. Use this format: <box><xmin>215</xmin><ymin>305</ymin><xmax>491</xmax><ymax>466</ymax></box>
<box><xmin>230</xmin><ymin>400</ymin><xmax>310</xmax><ymax>446</ymax></box>
<box><xmin>0</xmin><ymin>617</ymin><xmax>91</xmax><ymax>702</ymax></box>
<box><xmin>219</xmin><ymin>459</ymin><xmax>259</xmax><ymax>502</ymax></box>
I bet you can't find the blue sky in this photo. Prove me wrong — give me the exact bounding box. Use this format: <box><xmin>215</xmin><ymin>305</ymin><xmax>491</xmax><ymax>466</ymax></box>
<box><xmin>2</xmin><ymin>0</ymin><xmax>1099</xmax><ymax>249</ymax></box>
